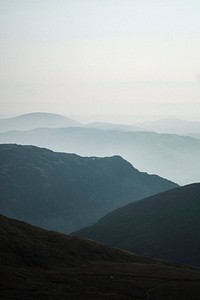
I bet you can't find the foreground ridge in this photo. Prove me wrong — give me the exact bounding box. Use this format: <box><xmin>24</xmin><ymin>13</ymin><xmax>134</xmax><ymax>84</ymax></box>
<box><xmin>1</xmin><ymin>214</ymin><xmax>200</xmax><ymax>299</ymax></box>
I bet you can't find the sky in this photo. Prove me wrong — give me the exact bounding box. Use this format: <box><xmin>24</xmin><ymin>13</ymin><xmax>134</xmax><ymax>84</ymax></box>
<box><xmin>0</xmin><ymin>0</ymin><xmax>200</xmax><ymax>121</ymax></box>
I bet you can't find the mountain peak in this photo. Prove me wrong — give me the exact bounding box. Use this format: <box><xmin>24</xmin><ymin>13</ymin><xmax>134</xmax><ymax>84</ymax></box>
<box><xmin>0</xmin><ymin>112</ymin><xmax>81</xmax><ymax>132</ymax></box>
<box><xmin>0</xmin><ymin>144</ymin><xmax>177</xmax><ymax>233</ymax></box>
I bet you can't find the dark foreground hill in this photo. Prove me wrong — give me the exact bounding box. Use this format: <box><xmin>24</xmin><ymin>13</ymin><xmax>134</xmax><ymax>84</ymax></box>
<box><xmin>73</xmin><ymin>183</ymin><xmax>200</xmax><ymax>267</ymax></box>
<box><xmin>0</xmin><ymin>127</ymin><xmax>199</xmax><ymax>184</ymax></box>
<box><xmin>0</xmin><ymin>144</ymin><xmax>177</xmax><ymax>233</ymax></box>
<box><xmin>1</xmin><ymin>214</ymin><xmax>200</xmax><ymax>300</ymax></box>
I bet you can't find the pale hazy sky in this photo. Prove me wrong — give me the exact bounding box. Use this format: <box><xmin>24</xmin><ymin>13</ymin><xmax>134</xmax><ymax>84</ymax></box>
<box><xmin>0</xmin><ymin>0</ymin><xmax>200</xmax><ymax>120</ymax></box>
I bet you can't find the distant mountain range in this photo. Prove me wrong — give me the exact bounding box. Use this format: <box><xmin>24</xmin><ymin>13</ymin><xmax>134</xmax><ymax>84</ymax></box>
<box><xmin>73</xmin><ymin>183</ymin><xmax>200</xmax><ymax>267</ymax></box>
<box><xmin>0</xmin><ymin>112</ymin><xmax>81</xmax><ymax>132</ymax></box>
<box><xmin>2</xmin><ymin>214</ymin><xmax>200</xmax><ymax>299</ymax></box>
<box><xmin>137</xmin><ymin>118</ymin><xmax>200</xmax><ymax>135</ymax></box>
<box><xmin>0</xmin><ymin>127</ymin><xmax>199</xmax><ymax>184</ymax></box>
<box><xmin>190</xmin><ymin>133</ymin><xmax>200</xmax><ymax>140</ymax></box>
<box><xmin>1</xmin><ymin>112</ymin><xmax>200</xmax><ymax>137</ymax></box>
<box><xmin>0</xmin><ymin>144</ymin><xmax>177</xmax><ymax>232</ymax></box>
<box><xmin>85</xmin><ymin>121</ymin><xmax>143</xmax><ymax>132</ymax></box>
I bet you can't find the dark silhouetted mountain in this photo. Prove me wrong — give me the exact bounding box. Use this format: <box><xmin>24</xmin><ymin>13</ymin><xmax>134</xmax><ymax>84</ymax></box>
<box><xmin>137</xmin><ymin>118</ymin><xmax>200</xmax><ymax>135</ymax></box>
<box><xmin>0</xmin><ymin>144</ymin><xmax>177</xmax><ymax>233</ymax></box>
<box><xmin>0</xmin><ymin>127</ymin><xmax>200</xmax><ymax>184</ymax></box>
<box><xmin>0</xmin><ymin>112</ymin><xmax>81</xmax><ymax>132</ymax></box>
<box><xmin>1</xmin><ymin>214</ymin><xmax>200</xmax><ymax>300</ymax></box>
<box><xmin>73</xmin><ymin>183</ymin><xmax>200</xmax><ymax>267</ymax></box>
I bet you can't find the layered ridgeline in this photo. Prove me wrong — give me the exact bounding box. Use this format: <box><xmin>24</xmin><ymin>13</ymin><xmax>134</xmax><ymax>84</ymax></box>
<box><xmin>0</xmin><ymin>112</ymin><xmax>81</xmax><ymax>132</ymax></box>
<box><xmin>73</xmin><ymin>183</ymin><xmax>200</xmax><ymax>267</ymax></box>
<box><xmin>0</xmin><ymin>144</ymin><xmax>177</xmax><ymax>233</ymax></box>
<box><xmin>136</xmin><ymin>118</ymin><xmax>200</xmax><ymax>136</ymax></box>
<box><xmin>0</xmin><ymin>127</ymin><xmax>200</xmax><ymax>184</ymax></box>
<box><xmin>85</xmin><ymin>121</ymin><xmax>143</xmax><ymax>132</ymax></box>
<box><xmin>1</xmin><ymin>215</ymin><xmax>200</xmax><ymax>299</ymax></box>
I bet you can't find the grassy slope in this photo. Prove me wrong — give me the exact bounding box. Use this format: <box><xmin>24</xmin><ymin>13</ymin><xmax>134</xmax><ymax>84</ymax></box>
<box><xmin>1</xmin><ymin>214</ymin><xmax>200</xmax><ymax>299</ymax></box>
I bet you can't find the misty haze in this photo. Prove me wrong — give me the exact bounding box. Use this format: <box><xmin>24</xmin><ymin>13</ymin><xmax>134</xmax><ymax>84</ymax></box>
<box><xmin>0</xmin><ymin>1</ymin><xmax>200</xmax><ymax>299</ymax></box>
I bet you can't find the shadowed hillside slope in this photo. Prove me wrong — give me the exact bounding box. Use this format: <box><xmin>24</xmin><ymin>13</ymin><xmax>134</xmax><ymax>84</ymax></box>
<box><xmin>0</xmin><ymin>144</ymin><xmax>177</xmax><ymax>233</ymax></box>
<box><xmin>1</xmin><ymin>214</ymin><xmax>200</xmax><ymax>300</ymax></box>
<box><xmin>73</xmin><ymin>183</ymin><xmax>200</xmax><ymax>267</ymax></box>
<box><xmin>0</xmin><ymin>127</ymin><xmax>199</xmax><ymax>184</ymax></box>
